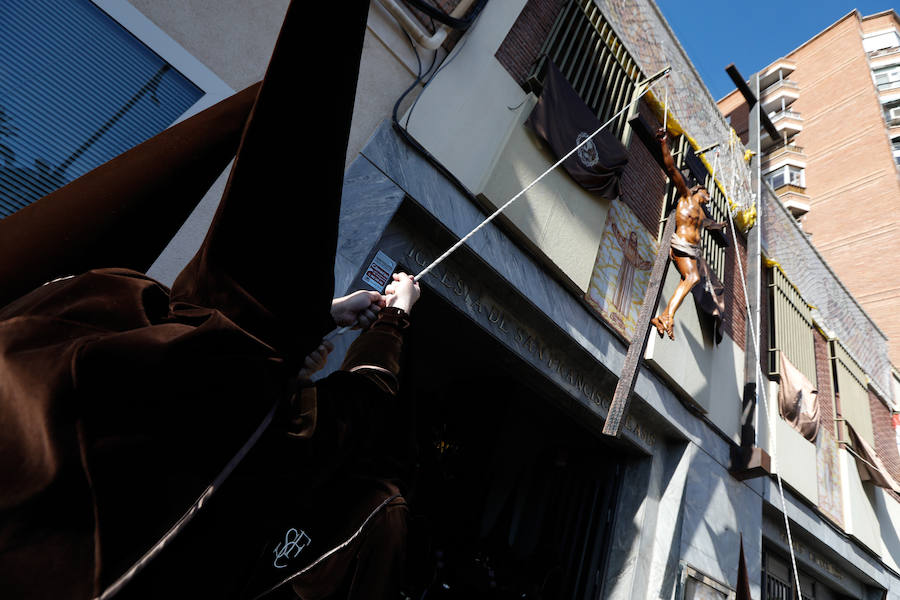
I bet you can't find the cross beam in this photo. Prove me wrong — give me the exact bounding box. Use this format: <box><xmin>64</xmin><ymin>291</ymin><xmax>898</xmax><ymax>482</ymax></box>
<box><xmin>725</xmin><ymin>63</ymin><xmax>780</xmax><ymax>142</ymax></box>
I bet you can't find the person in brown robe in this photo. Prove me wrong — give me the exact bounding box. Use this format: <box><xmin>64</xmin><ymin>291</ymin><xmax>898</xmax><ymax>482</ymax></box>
<box><xmin>0</xmin><ymin>0</ymin><xmax>414</xmax><ymax>597</ymax></box>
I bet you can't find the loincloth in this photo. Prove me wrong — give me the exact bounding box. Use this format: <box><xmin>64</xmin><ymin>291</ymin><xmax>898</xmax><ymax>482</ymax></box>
<box><xmin>670</xmin><ymin>233</ymin><xmax>700</xmax><ymax>258</ymax></box>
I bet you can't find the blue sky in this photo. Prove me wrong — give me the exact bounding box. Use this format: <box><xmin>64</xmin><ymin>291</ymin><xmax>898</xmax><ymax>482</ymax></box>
<box><xmin>654</xmin><ymin>1</ymin><xmax>895</xmax><ymax>100</ymax></box>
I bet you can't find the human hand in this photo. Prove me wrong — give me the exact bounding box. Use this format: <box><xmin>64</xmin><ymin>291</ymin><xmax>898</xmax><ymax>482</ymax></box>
<box><xmin>297</xmin><ymin>339</ymin><xmax>335</xmax><ymax>380</ymax></box>
<box><xmin>385</xmin><ymin>272</ymin><xmax>420</xmax><ymax>314</ymax></box>
<box><xmin>331</xmin><ymin>290</ymin><xmax>386</xmax><ymax>329</ymax></box>
<box><xmin>656</xmin><ymin>127</ymin><xmax>667</xmax><ymax>142</ymax></box>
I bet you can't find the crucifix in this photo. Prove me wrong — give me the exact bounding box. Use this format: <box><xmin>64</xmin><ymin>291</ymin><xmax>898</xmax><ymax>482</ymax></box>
<box><xmin>601</xmin><ymin>116</ymin><xmax>724</xmax><ymax>438</ymax></box>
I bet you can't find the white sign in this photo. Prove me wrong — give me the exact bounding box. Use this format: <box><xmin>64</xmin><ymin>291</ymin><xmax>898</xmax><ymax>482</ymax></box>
<box><xmin>361</xmin><ymin>250</ymin><xmax>397</xmax><ymax>291</ymax></box>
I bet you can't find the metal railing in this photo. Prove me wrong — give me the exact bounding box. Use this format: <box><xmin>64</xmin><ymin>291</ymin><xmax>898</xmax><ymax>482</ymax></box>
<box><xmin>765</xmin><ymin>572</ymin><xmax>791</xmax><ymax>600</ymax></box>
<box><xmin>769</xmin><ymin>109</ymin><xmax>804</xmax><ymax>122</ymax></box>
<box><xmin>869</xmin><ymin>45</ymin><xmax>900</xmax><ymax>59</ymax></box>
<box><xmin>761</xmin><ymin>78</ymin><xmax>800</xmax><ymax>97</ymax></box>
<box><xmin>768</xmin><ymin>266</ymin><xmax>816</xmax><ymax>384</ymax></box>
<box><xmin>528</xmin><ymin>0</ymin><xmax>643</xmax><ymax>140</ymax></box>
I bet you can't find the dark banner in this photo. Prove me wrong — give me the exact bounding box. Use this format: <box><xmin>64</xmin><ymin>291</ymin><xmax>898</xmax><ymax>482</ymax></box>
<box><xmin>691</xmin><ymin>257</ymin><xmax>726</xmax><ymax>344</ymax></box>
<box><xmin>526</xmin><ymin>61</ymin><xmax>628</xmax><ymax>199</ymax></box>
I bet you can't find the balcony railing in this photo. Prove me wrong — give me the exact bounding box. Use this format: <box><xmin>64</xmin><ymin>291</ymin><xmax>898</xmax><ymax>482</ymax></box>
<box><xmin>869</xmin><ymin>45</ymin><xmax>900</xmax><ymax>59</ymax></box>
<box><xmin>769</xmin><ymin>109</ymin><xmax>803</xmax><ymax>122</ymax></box>
<box><xmin>877</xmin><ymin>80</ymin><xmax>900</xmax><ymax>92</ymax></box>
<box><xmin>763</xmin><ymin>143</ymin><xmax>806</xmax><ymax>166</ymax></box>
<box><xmin>761</xmin><ymin>78</ymin><xmax>799</xmax><ymax>98</ymax></box>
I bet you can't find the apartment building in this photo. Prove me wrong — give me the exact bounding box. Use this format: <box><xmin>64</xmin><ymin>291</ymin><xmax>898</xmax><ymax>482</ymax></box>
<box><xmin>5</xmin><ymin>1</ymin><xmax>900</xmax><ymax>599</ymax></box>
<box><xmin>718</xmin><ymin>10</ymin><xmax>900</xmax><ymax>368</ymax></box>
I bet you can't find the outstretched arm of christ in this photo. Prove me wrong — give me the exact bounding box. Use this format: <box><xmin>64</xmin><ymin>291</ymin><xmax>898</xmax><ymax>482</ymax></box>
<box><xmin>656</xmin><ymin>128</ymin><xmax>689</xmax><ymax>199</ymax></box>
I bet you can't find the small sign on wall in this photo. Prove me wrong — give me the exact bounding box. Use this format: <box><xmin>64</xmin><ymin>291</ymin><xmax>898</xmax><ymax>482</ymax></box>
<box><xmin>361</xmin><ymin>250</ymin><xmax>397</xmax><ymax>292</ymax></box>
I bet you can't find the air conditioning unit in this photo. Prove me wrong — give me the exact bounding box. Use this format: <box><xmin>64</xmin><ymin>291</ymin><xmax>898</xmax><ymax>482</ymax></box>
<box><xmin>890</xmin><ymin>107</ymin><xmax>900</xmax><ymax>121</ymax></box>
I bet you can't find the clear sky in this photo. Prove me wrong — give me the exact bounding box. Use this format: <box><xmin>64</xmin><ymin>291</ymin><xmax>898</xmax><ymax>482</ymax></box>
<box><xmin>654</xmin><ymin>1</ymin><xmax>895</xmax><ymax>101</ymax></box>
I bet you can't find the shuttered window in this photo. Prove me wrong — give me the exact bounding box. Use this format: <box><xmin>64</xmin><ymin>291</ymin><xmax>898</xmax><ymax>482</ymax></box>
<box><xmin>831</xmin><ymin>340</ymin><xmax>874</xmax><ymax>448</ymax></box>
<box><xmin>0</xmin><ymin>0</ymin><xmax>204</xmax><ymax>218</ymax></box>
<box><xmin>768</xmin><ymin>266</ymin><xmax>816</xmax><ymax>384</ymax></box>
<box><xmin>528</xmin><ymin>0</ymin><xmax>642</xmax><ymax>140</ymax></box>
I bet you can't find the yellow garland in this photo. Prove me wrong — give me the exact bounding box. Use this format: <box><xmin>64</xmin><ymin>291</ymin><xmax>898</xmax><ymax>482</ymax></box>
<box><xmin>643</xmin><ymin>88</ymin><xmax>757</xmax><ymax>231</ymax></box>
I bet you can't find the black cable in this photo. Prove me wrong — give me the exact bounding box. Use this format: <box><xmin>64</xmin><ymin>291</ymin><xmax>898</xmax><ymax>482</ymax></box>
<box><xmin>390</xmin><ymin>24</ymin><xmax>480</xmax><ymax>201</ymax></box>
<box><xmin>401</xmin><ymin>0</ymin><xmax>488</xmax><ymax>30</ymax></box>
<box><xmin>405</xmin><ymin>27</ymin><xmax>468</xmax><ymax>129</ymax></box>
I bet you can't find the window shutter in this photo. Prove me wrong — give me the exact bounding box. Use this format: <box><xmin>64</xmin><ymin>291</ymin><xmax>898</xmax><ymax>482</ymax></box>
<box><xmin>0</xmin><ymin>0</ymin><xmax>203</xmax><ymax>218</ymax></box>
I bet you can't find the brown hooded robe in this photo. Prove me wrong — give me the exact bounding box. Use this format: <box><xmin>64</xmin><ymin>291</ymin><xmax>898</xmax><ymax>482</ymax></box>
<box><xmin>0</xmin><ymin>1</ymin><xmax>398</xmax><ymax>598</ymax></box>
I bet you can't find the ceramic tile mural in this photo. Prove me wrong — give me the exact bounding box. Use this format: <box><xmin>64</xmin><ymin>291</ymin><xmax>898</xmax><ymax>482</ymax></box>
<box><xmin>586</xmin><ymin>199</ymin><xmax>658</xmax><ymax>341</ymax></box>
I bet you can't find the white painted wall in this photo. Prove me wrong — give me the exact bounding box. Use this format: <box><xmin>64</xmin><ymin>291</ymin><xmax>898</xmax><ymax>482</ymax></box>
<box><xmin>644</xmin><ymin>265</ymin><xmax>743</xmax><ymax>442</ymax></box>
<box><xmin>480</xmin><ymin>96</ymin><xmax>612</xmax><ymax>291</ymax></box>
<box><xmin>773</xmin><ymin>417</ymin><xmax>820</xmax><ymax>505</ymax></box>
<box><xmin>874</xmin><ymin>487</ymin><xmax>900</xmax><ymax>573</ymax></box>
<box><xmin>402</xmin><ymin>0</ymin><xmax>530</xmax><ymax>192</ymax></box>
<box><xmin>840</xmin><ymin>449</ymin><xmax>882</xmax><ymax>555</ymax></box>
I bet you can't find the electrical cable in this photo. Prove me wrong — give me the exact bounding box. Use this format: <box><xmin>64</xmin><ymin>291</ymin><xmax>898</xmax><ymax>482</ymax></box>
<box><xmin>401</xmin><ymin>0</ymin><xmax>488</xmax><ymax>30</ymax></box>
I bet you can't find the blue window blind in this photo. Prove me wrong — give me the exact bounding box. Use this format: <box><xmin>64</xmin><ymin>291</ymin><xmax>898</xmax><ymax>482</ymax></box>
<box><xmin>0</xmin><ymin>0</ymin><xmax>204</xmax><ymax>218</ymax></box>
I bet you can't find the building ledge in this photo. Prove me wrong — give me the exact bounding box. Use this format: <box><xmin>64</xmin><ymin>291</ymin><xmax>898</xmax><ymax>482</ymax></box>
<box><xmin>763</xmin><ymin>144</ymin><xmax>807</xmax><ymax>170</ymax></box>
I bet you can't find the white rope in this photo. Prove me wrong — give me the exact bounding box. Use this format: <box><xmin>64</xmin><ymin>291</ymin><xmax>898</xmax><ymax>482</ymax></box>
<box><xmin>662</xmin><ymin>75</ymin><xmax>669</xmax><ymax>132</ymax></box>
<box><xmin>413</xmin><ymin>80</ymin><xmax>657</xmax><ymax>281</ymax></box>
<box><xmin>720</xmin><ymin>157</ymin><xmax>803</xmax><ymax>600</ymax></box>
<box><xmin>326</xmin><ymin>71</ymin><xmax>668</xmax><ymax>341</ymax></box>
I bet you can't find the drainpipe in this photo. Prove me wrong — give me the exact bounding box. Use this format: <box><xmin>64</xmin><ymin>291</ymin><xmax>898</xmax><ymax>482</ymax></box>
<box><xmin>377</xmin><ymin>0</ymin><xmax>479</xmax><ymax>50</ymax></box>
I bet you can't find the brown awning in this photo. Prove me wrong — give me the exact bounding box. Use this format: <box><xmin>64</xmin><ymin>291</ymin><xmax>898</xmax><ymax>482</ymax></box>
<box><xmin>847</xmin><ymin>423</ymin><xmax>900</xmax><ymax>494</ymax></box>
<box><xmin>778</xmin><ymin>351</ymin><xmax>820</xmax><ymax>442</ymax></box>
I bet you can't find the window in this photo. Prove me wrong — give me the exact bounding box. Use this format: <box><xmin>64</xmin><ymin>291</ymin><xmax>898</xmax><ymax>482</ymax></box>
<box><xmin>874</xmin><ymin>65</ymin><xmax>900</xmax><ymax>91</ymax></box>
<box><xmin>528</xmin><ymin>0</ymin><xmax>643</xmax><ymax>140</ymax></box>
<box><xmin>0</xmin><ymin>0</ymin><xmax>231</xmax><ymax>219</ymax></box>
<box><xmin>892</xmin><ymin>136</ymin><xmax>900</xmax><ymax>167</ymax></box>
<box><xmin>864</xmin><ymin>30</ymin><xmax>900</xmax><ymax>53</ymax></box>
<box><xmin>768</xmin><ymin>266</ymin><xmax>816</xmax><ymax>384</ymax></box>
<box><xmin>765</xmin><ymin>165</ymin><xmax>805</xmax><ymax>190</ymax></box>
<box><xmin>831</xmin><ymin>340</ymin><xmax>874</xmax><ymax>448</ymax></box>
<box><xmin>763</xmin><ymin>551</ymin><xmax>817</xmax><ymax>600</ymax></box>
<box><xmin>884</xmin><ymin>101</ymin><xmax>900</xmax><ymax>125</ymax></box>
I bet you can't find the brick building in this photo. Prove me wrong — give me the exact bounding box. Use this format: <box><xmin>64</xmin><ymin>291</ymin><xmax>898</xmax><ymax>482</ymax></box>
<box><xmin>718</xmin><ymin>10</ymin><xmax>900</xmax><ymax>368</ymax></box>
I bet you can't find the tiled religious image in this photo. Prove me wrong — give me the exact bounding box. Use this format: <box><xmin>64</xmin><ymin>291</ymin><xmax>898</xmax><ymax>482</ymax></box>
<box><xmin>586</xmin><ymin>199</ymin><xmax>657</xmax><ymax>341</ymax></box>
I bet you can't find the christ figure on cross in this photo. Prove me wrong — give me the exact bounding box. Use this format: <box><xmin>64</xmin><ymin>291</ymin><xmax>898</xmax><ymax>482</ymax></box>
<box><xmin>650</xmin><ymin>128</ymin><xmax>726</xmax><ymax>341</ymax></box>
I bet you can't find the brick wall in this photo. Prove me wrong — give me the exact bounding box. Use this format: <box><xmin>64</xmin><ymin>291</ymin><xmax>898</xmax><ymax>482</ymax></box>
<box><xmin>724</xmin><ymin>102</ymin><xmax>749</xmax><ymax>146</ymax></box>
<box><xmin>619</xmin><ymin>101</ymin><xmax>666</xmax><ymax>234</ymax></box>
<box><xmin>723</xmin><ymin>233</ymin><xmax>748</xmax><ymax>352</ymax></box>
<box><xmin>870</xmin><ymin>390</ymin><xmax>900</xmax><ymax>487</ymax></box>
<box><xmin>495</xmin><ymin>0</ymin><xmax>566</xmax><ymax>87</ymax></box>
<box><xmin>814</xmin><ymin>330</ymin><xmax>837</xmax><ymax>436</ymax></box>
